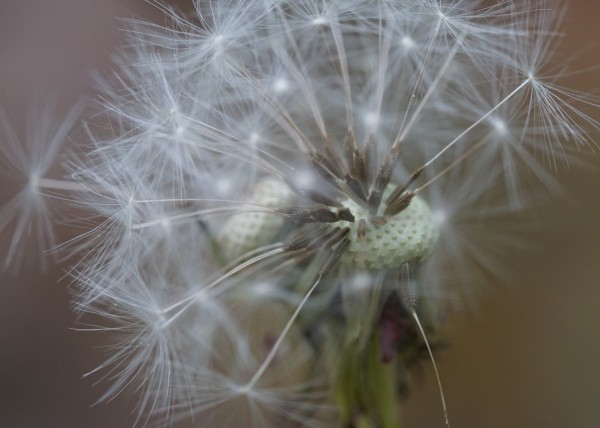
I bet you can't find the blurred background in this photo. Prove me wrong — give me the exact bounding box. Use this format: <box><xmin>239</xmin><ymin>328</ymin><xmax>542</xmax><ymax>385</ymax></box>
<box><xmin>0</xmin><ymin>1</ymin><xmax>599</xmax><ymax>427</ymax></box>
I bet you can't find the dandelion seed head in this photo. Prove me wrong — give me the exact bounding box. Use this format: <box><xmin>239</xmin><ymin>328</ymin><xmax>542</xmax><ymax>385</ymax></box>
<box><xmin>491</xmin><ymin>117</ymin><xmax>508</xmax><ymax>136</ymax></box>
<box><xmin>249</xmin><ymin>132</ymin><xmax>261</xmax><ymax>144</ymax></box>
<box><xmin>272</xmin><ymin>77</ymin><xmax>290</xmax><ymax>94</ymax></box>
<box><xmin>159</xmin><ymin>218</ymin><xmax>171</xmax><ymax>230</ymax></box>
<box><xmin>401</xmin><ymin>35</ymin><xmax>415</xmax><ymax>49</ymax></box>
<box><xmin>219</xmin><ymin>177</ymin><xmax>290</xmax><ymax>258</ymax></box>
<box><xmin>3</xmin><ymin>0</ymin><xmax>597</xmax><ymax>426</ymax></box>
<box><xmin>340</xmin><ymin>191</ymin><xmax>438</xmax><ymax>270</ymax></box>
<box><xmin>27</xmin><ymin>174</ymin><xmax>40</xmax><ymax>190</ymax></box>
<box><xmin>363</xmin><ymin>111</ymin><xmax>380</xmax><ymax>128</ymax></box>
<box><xmin>215</xmin><ymin>177</ymin><xmax>234</xmax><ymax>195</ymax></box>
<box><xmin>0</xmin><ymin>100</ymin><xmax>79</xmax><ymax>271</ymax></box>
<box><xmin>312</xmin><ymin>16</ymin><xmax>327</xmax><ymax>26</ymax></box>
<box><xmin>213</xmin><ymin>34</ymin><xmax>225</xmax><ymax>45</ymax></box>
<box><xmin>57</xmin><ymin>1</ymin><xmax>597</xmax><ymax>423</ymax></box>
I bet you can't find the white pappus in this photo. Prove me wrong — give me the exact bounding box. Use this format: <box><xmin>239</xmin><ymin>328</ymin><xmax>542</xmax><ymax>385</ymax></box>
<box><xmin>1</xmin><ymin>1</ymin><xmax>599</xmax><ymax>427</ymax></box>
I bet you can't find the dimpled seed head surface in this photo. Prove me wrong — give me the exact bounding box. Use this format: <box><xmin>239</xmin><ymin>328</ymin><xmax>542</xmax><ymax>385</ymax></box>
<box><xmin>342</xmin><ymin>194</ymin><xmax>438</xmax><ymax>270</ymax></box>
<box><xmin>219</xmin><ymin>178</ymin><xmax>291</xmax><ymax>258</ymax></box>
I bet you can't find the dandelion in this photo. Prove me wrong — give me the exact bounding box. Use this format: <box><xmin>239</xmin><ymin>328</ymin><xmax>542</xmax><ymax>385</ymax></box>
<box><xmin>1</xmin><ymin>1</ymin><xmax>598</xmax><ymax>427</ymax></box>
<box><xmin>0</xmin><ymin>100</ymin><xmax>81</xmax><ymax>271</ymax></box>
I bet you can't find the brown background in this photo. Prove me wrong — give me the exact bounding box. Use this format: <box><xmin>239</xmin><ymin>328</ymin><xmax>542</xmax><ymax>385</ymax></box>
<box><xmin>0</xmin><ymin>1</ymin><xmax>599</xmax><ymax>427</ymax></box>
